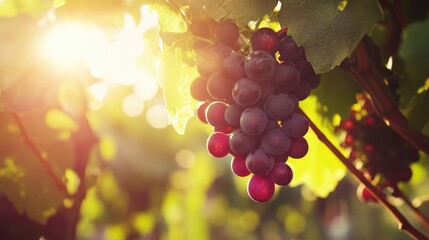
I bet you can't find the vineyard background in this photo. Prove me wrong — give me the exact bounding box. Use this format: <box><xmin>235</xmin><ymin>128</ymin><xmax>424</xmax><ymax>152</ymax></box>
<box><xmin>0</xmin><ymin>0</ymin><xmax>429</xmax><ymax>239</ymax></box>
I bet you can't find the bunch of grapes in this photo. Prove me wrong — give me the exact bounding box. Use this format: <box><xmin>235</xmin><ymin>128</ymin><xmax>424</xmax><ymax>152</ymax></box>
<box><xmin>337</xmin><ymin>94</ymin><xmax>419</xmax><ymax>202</ymax></box>
<box><xmin>190</xmin><ymin>19</ymin><xmax>320</xmax><ymax>202</ymax></box>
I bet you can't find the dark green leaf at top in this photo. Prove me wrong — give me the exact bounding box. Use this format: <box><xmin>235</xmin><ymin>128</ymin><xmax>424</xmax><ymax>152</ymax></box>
<box><xmin>278</xmin><ymin>0</ymin><xmax>383</xmax><ymax>73</ymax></box>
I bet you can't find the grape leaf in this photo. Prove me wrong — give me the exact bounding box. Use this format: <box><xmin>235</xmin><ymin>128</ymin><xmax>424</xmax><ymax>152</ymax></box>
<box><xmin>0</xmin><ymin>110</ymin><xmax>75</xmax><ymax>224</ymax></box>
<box><xmin>397</xmin><ymin>18</ymin><xmax>429</xmax><ymax>130</ymax></box>
<box><xmin>312</xmin><ymin>67</ymin><xmax>361</xmax><ymax>120</ymax></box>
<box><xmin>174</xmin><ymin>0</ymin><xmax>226</xmax><ymax>22</ymax></box>
<box><xmin>222</xmin><ymin>0</ymin><xmax>278</xmax><ymax>26</ymax></box>
<box><xmin>278</xmin><ymin>0</ymin><xmax>383</xmax><ymax>74</ymax></box>
<box><xmin>288</xmin><ymin>96</ymin><xmax>346</xmax><ymax>198</ymax></box>
<box><xmin>159</xmin><ymin>44</ymin><xmax>200</xmax><ymax>134</ymax></box>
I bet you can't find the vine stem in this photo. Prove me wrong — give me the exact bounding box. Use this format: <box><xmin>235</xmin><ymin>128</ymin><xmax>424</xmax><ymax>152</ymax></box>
<box><xmin>342</xmin><ymin>38</ymin><xmax>429</xmax><ymax>155</ymax></box>
<box><xmin>12</xmin><ymin>112</ymin><xmax>69</xmax><ymax>196</ymax></box>
<box><xmin>392</xmin><ymin>185</ymin><xmax>429</xmax><ymax>229</ymax></box>
<box><xmin>298</xmin><ymin>108</ymin><xmax>429</xmax><ymax>240</ymax></box>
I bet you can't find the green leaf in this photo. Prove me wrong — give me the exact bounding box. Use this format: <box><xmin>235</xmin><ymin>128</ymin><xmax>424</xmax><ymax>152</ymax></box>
<box><xmin>223</xmin><ymin>0</ymin><xmax>278</xmax><ymax>26</ymax></box>
<box><xmin>397</xmin><ymin>18</ymin><xmax>429</xmax><ymax>130</ymax></box>
<box><xmin>159</xmin><ymin>44</ymin><xmax>200</xmax><ymax>134</ymax></box>
<box><xmin>149</xmin><ymin>1</ymin><xmax>187</xmax><ymax>33</ymax></box>
<box><xmin>175</xmin><ymin>0</ymin><xmax>226</xmax><ymax>22</ymax></box>
<box><xmin>288</xmin><ymin>96</ymin><xmax>347</xmax><ymax>198</ymax></box>
<box><xmin>0</xmin><ymin>110</ymin><xmax>75</xmax><ymax>224</ymax></box>
<box><xmin>312</xmin><ymin>67</ymin><xmax>361</xmax><ymax>120</ymax></box>
<box><xmin>278</xmin><ymin>0</ymin><xmax>383</xmax><ymax>73</ymax></box>
<box><xmin>398</xmin><ymin>18</ymin><xmax>429</xmax><ymax>82</ymax></box>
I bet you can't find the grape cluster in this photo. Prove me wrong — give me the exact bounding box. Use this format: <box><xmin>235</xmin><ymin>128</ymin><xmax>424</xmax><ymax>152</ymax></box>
<box><xmin>190</xmin><ymin>19</ymin><xmax>320</xmax><ymax>202</ymax></box>
<box><xmin>337</xmin><ymin>94</ymin><xmax>419</xmax><ymax>202</ymax></box>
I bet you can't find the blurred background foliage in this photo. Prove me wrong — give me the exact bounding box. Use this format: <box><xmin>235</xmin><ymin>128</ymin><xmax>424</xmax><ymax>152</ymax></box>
<box><xmin>0</xmin><ymin>0</ymin><xmax>429</xmax><ymax>239</ymax></box>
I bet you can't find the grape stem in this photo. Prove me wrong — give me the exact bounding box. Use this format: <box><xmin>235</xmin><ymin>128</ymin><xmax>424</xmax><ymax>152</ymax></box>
<box><xmin>341</xmin><ymin>36</ymin><xmax>429</xmax><ymax>155</ymax></box>
<box><xmin>298</xmin><ymin>108</ymin><xmax>429</xmax><ymax>240</ymax></box>
<box><xmin>12</xmin><ymin>112</ymin><xmax>69</xmax><ymax>196</ymax></box>
<box><xmin>392</xmin><ymin>184</ymin><xmax>429</xmax><ymax>229</ymax></box>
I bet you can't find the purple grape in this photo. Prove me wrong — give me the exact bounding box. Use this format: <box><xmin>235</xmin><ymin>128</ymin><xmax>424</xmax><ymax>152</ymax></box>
<box><xmin>221</xmin><ymin>52</ymin><xmax>246</xmax><ymax>81</ymax></box>
<box><xmin>271</xmin><ymin>64</ymin><xmax>301</xmax><ymax>92</ymax></box>
<box><xmin>262</xmin><ymin>128</ymin><xmax>291</xmax><ymax>156</ymax></box>
<box><xmin>224</xmin><ymin>104</ymin><xmax>244</xmax><ymax>127</ymax></box>
<box><xmin>244</xmin><ymin>50</ymin><xmax>277</xmax><ymax>83</ymax></box>
<box><xmin>263</xmin><ymin>93</ymin><xmax>296</xmax><ymax>120</ymax></box>
<box><xmin>307</xmin><ymin>74</ymin><xmax>321</xmax><ymax>89</ymax></box>
<box><xmin>278</xmin><ymin>36</ymin><xmax>304</xmax><ymax>62</ymax></box>
<box><xmin>207</xmin><ymin>132</ymin><xmax>230</xmax><ymax>158</ymax></box>
<box><xmin>247</xmin><ymin>175</ymin><xmax>275</xmax><ymax>202</ymax></box>
<box><xmin>290</xmin><ymin>80</ymin><xmax>311</xmax><ymax>101</ymax></box>
<box><xmin>197</xmin><ymin>101</ymin><xmax>210</xmax><ymax>123</ymax></box>
<box><xmin>206</xmin><ymin>101</ymin><xmax>228</xmax><ymax>128</ymax></box>
<box><xmin>240</xmin><ymin>107</ymin><xmax>268</xmax><ymax>136</ymax></box>
<box><xmin>281</xmin><ymin>113</ymin><xmax>309</xmax><ymax>138</ymax></box>
<box><xmin>259</xmin><ymin>82</ymin><xmax>275</xmax><ymax>103</ymax></box>
<box><xmin>214</xmin><ymin>19</ymin><xmax>240</xmax><ymax>46</ymax></box>
<box><xmin>190</xmin><ymin>76</ymin><xmax>210</xmax><ymax>101</ymax></box>
<box><xmin>207</xmin><ymin>71</ymin><xmax>234</xmax><ymax>102</ymax></box>
<box><xmin>274</xmin><ymin>153</ymin><xmax>289</xmax><ymax>163</ymax></box>
<box><xmin>251</xmin><ymin>27</ymin><xmax>280</xmax><ymax>55</ymax></box>
<box><xmin>269</xmin><ymin>162</ymin><xmax>293</xmax><ymax>186</ymax></box>
<box><xmin>197</xmin><ymin>43</ymin><xmax>232</xmax><ymax>77</ymax></box>
<box><xmin>294</xmin><ymin>56</ymin><xmax>318</xmax><ymax>85</ymax></box>
<box><xmin>245</xmin><ymin>148</ymin><xmax>275</xmax><ymax>175</ymax></box>
<box><xmin>287</xmin><ymin>137</ymin><xmax>308</xmax><ymax>159</ymax></box>
<box><xmin>232</xmin><ymin>78</ymin><xmax>262</xmax><ymax>106</ymax></box>
<box><xmin>229</xmin><ymin>130</ymin><xmax>257</xmax><ymax>155</ymax></box>
<box><xmin>231</xmin><ymin>155</ymin><xmax>250</xmax><ymax>177</ymax></box>
<box><xmin>266</xmin><ymin>119</ymin><xmax>280</xmax><ymax>132</ymax></box>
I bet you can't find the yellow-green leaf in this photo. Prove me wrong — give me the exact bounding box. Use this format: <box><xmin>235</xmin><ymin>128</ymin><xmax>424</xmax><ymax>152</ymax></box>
<box><xmin>288</xmin><ymin>96</ymin><xmax>346</xmax><ymax>197</ymax></box>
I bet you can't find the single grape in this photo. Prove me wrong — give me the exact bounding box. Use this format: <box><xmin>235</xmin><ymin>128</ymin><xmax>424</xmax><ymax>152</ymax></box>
<box><xmin>190</xmin><ymin>76</ymin><xmax>210</xmax><ymax>101</ymax></box>
<box><xmin>245</xmin><ymin>148</ymin><xmax>275</xmax><ymax>175</ymax></box>
<box><xmin>206</xmin><ymin>101</ymin><xmax>228</xmax><ymax>128</ymax></box>
<box><xmin>244</xmin><ymin>50</ymin><xmax>277</xmax><ymax>83</ymax></box>
<box><xmin>207</xmin><ymin>132</ymin><xmax>230</xmax><ymax>158</ymax></box>
<box><xmin>271</xmin><ymin>64</ymin><xmax>301</xmax><ymax>92</ymax></box>
<box><xmin>214</xmin><ymin>19</ymin><xmax>240</xmax><ymax>46</ymax></box>
<box><xmin>197</xmin><ymin>43</ymin><xmax>232</xmax><ymax>77</ymax></box>
<box><xmin>307</xmin><ymin>74</ymin><xmax>321</xmax><ymax>89</ymax></box>
<box><xmin>207</xmin><ymin>71</ymin><xmax>234</xmax><ymax>102</ymax></box>
<box><xmin>277</xmin><ymin>28</ymin><xmax>288</xmax><ymax>40</ymax></box>
<box><xmin>232</xmin><ymin>78</ymin><xmax>262</xmax><ymax>107</ymax></box>
<box><xmin>357</xmin><ymin>184</ymin><xmax>377</xmax><ymax>202</ymax></box>
<box><xmin>263</xmin><ymin>93</ymin><xmax>296</xmax><ymax>120</ymax></box>
<box><xmin>224</xmin><ymin>104</ymin><xmax>244</xmax><ymax>127</ymax></box>
<box><xmin>269</xmin><ymin>162</ymin><xmax>293</xmax><ymax>186</ymax></box>
<box><xmin>251</xmin><ymin>27</ymin><xmax>280</xmax><ymax>55</ymax></box>
<box><xmin>290</xmin><ymin>80</ymin><xmax>311</xmax><ymax>101</ymax></box>
<box><xmin>197</xmin><ymin>101</ymin><xmax>211</xmax><ymax>123</ymax></box>
<box><xmin>287</xmin><ymin>137</ymin><xmax>308</xmax><ymax>159</ymax></box>
<box><xmin>189</xmin><ymin>19</ymin><xmax>212</xmax><ymax>38</ymax></box>
<box><xmin>240</xmin><ymin>107</ymin><xmax>268</xmax><ymax>136</ymax></box>
<box><xmin>294</xmin><ymin>56</ymin><xmax>317</xmax><ymax>83</ymax></box>
<box><xmin>247</xmin><ymin>175</ymin><xmax>275</xmax><ymax>202</ymax></box>
<box><xmin>221</xmin><ymin>52</ymin><xmax>246</xmax><ymax>81</ymax></box>
<box><xmin>231</xmin><ymin>155</ymin><xmax>251</xmax><ymax>177</ymax></box>
<box><xmin>214</xmin><ymin>124</ymin><xmax>233</xmax><ymax>134</ymax></box>
<box><xmin>278</xmin><ymin>36</ymin><xmax>304</xmax><ymax>62</ymax></box>
<box><xmin>259</xmin><ymin>83</ymin><xmax>275</xmax><ymax>104</ymax></box>
<box><xmin>262</xmin><ymin>128</ymin><xmax>291</xmax><ymax>156</ymax></box>
<box><xmin>274</xmin><ymin>153</ymin><xmax>289</xmax><ymax>163</ymax></box>
<box><xmin>229</xmin><ymin>130</ymin><xmax>257</xmax><ymax>155</ymax></box>
<box><xmin>281</xmin><ymin>113</ymin><xmax>309</xmax><ymax>138</ymax></box>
